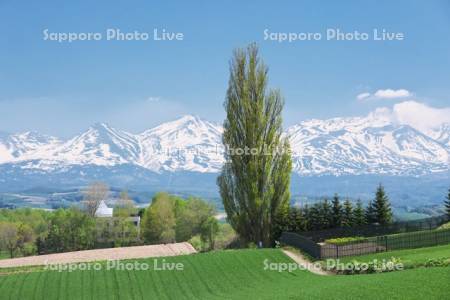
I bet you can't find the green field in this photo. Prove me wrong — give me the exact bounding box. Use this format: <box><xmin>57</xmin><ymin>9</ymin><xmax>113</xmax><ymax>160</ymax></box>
<box><xmin>337</xmin><ymin>244</ymin><xmax>450</xmax><ymax>266</ymax></box>
<box><xmin>0</xmin><ymin>249</ymin><xmax>449</xmax><ymax>299</ymax></box>
<box><xmin>0</xmin><ymin>251</ymin><xmax>11</xmax><ymax>260</ymax></box>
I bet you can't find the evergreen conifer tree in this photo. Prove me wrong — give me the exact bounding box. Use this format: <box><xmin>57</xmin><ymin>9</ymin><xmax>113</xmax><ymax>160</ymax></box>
<box><xmin>302</xmin><ymin>204</ymin><xmax>311</xmax><ymax>231</ymax></box>
<box><xmin>353</xmin><ymin>199</ymin><xmax>366</xmax><ymax>226</ymax></box>
<box><xmin>373</xmin><ymin>184</ymin><xmax>393</xmax><ymax>225</ymax></box>
<box><xmin>321</xmin><ymin>199</ymin><xmax>333</xmax><ymax>229</ymax></box>
<box><xmin>365</xmin><ymin>200</ymin><xmax>376</xmax><ymax>224</ymax></box>
<box><xmin>342</xmin><ymin>199</ymin><xmax>354</xmax><ymax>227</ymax></box>
<box><xmin>331</xmin><ymin>193</ymin><xmax>343</xmax><ymax>228</ymax></box>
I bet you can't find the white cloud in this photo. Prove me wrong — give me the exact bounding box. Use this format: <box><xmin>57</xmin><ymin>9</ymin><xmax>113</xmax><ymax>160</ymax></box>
<box><xmin>356</xmin><ymin>92</ymin><xmax>371</xmax><ymax>100</ymax></box>
<box><xmin>370</xmin><ymin>101</ymin><xmax>450</xmax><ymax>133</ymax></box>
<box><xmin>356</xmin><ymin>88</ymin><xmax>412</xmax><ymax>101</ymax></box>
<box><xmin>374</xmin><ymin>89</ymin><xmax>412</xmax><ymax>99</ymax></box>
<box><xmin>391</xmin><ymin>101</ymin><xmax>450</xmax><ymax>133</ymax></box>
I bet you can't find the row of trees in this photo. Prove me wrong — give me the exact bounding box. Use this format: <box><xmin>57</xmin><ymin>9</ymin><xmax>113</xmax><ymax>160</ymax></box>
<box><xmin>0</xmin><ymin>208</ymin><xmax>49</xmax><ymax>258</ymax></box>
<box><xmin>274</xmin><ymin>185</ymin><xmax>393</xmax><ymax>235</ymax></box>
<box><xmin>36</xmin><ymin>186</ymin><xmax>142</xmax><ymax>254</ymax></box>
<box><xmin>141</xmin><ymin>192</ymin><xmax>219</xmax><ymax>251</ymax></box>
<box><xmin>0</xmin><ymin>222</ymin><xmax>35</xmax><ymax>258</ymax></box>
<box><xmin>0</xmin><ymin>182</ymin><xmax>223</xmax><ymax>257</ymax></box>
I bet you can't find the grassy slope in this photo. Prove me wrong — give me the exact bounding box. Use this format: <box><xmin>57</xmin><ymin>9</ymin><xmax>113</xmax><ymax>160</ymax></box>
<box><xmin>338</xmin><ymin>244</ymin><xmax>450</xmax><ymax>265</ymax></box>
<box><xmin>0</xmin><ymin>249</ymin><xmax>449</xmax><ymax>300</ymax></box>
<box><xmin>0</xmin><ymin>251</ymin><xmax>11</xmax><ymax>260</ymax></box>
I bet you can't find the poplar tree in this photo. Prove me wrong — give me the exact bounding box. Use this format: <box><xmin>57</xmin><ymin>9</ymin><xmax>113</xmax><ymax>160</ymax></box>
<box><xmin>217</xmin><ymin>44</ymin><xmax>292</xmax><ymax>247</ymax></box>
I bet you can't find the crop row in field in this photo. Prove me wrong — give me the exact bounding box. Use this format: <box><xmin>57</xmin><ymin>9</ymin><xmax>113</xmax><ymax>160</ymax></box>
<box><xmin>0</xmin><ymin>249</ymin><xmax>449</xmax><ymax>299</ymax></box>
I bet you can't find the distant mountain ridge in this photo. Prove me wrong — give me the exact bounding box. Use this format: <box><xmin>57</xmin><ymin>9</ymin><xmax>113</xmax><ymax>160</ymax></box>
<box><xmin>0</xmin><ymin>114</ymin><xmax>449</xmax><ymax>177</ymax></box>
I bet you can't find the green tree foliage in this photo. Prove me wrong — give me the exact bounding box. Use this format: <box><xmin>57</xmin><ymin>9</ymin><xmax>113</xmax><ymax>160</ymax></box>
<box><xmin>16</xmin><ymin>223</ymin><xmax>35</xmax><ymax>255</ymax></box>
<box><xmin>342</xmin><ymin>199</ymin><xmax>354</xmax><ymax>227</ymax></box>
<box><xmin>331</xmin><ymin>194</ymin><xmax>343</xmax><ymax>227</ymax></box>
<box><xmin>0</xmin><ymin>222</ymin><xmax>19</xmax><ymax>258</ymax></box>
<box><xmin>0</xmin><ymin>208</ymin><xmax>49</xmax><ymax>237</ymax></box>
<box><xmin>213</xmin><ymin>223</ymin><xmax>237</xmax><ymax>249</ymax></box>
<box><xmin>43</xmin><ymin>208</ymin><xmax>95</xmax><ymax>253</ymax></box>
<box><xmin>307</xmin><ymin>200</ymin><xmax>332</xmax><ymax>230</ymax></box>
<box><xmin>372</xmin><ymin>184</ymin><xmax>393</xmax><ymax>225</ymax></box>
<box><xmin>274</xmin><ymin>189</ymin><xmax>393</xmax><ymax>233</ymax></box>
<box><xmin>320</xmin><ymin>199</ymin><xmax>333</xmax><ymax>229</ymax></box>
<box><xmin>217</xmin><ymin>44</ymin><xmax>292</xmax><ymax>247</ymax></box>
<box><xmin>307</xmin><ymin>203</ymin><xmax>321</xmax><ymax>230</ymax></box>
<box><xmin>290</xmin><ymin>207</ymin><xmax>307</xmax><ymax>232</ymax></box>
<box><xmin>365</xmin><ymin>200</ymin><xmax>377</xmax><ymax>224</ymax></box>
<box><xmin>175</xmin><ymin>197</ymin><xmax>217</xmax><ymax>247</ymax></box>
<box><xmin>141</xmin><ymin>194</ymin><xmax>218</xmax><ymax>249</ymax></box>
<box><xmin>141</xmin><ymin>193</ymin><xmax>177</xmax><ymax>244</ymax></box>
<box><xmin>200</xmin><ymin>216</ymin><xmax>219</xmax><ymax>250</ymax></box>
<box><xmin>445</xmin><ymin>188</ymin><xmax>450</xmax><ymax>219</ymax></box>
<box><xmin>112</xmin><ymin>191</ymin><xmax>139</xmax><ymax>247</ymax></box>
<box><xmin>273</xmin><ymin>204</ymin><xmax>289</xmax><ymax>240</ymax></box>
<box><xmin>353</xmin><ymin>199</ymin><xmax>366</xmax><ymax>226</ymax></box>
<box><xmin>0</xmin><ymin>221</ymin><xmax>38</xmax><ymax>258</ymax></box>
<box><xmin>114</xmin><ymin>191</ymin><xmax>137</xmax><ymax>216</ymax></box>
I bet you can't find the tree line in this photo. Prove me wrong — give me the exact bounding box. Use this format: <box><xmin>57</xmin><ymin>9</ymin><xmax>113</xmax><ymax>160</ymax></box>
<box><xmin>274</xmin><ymin>184</ymin><xmax>393</xmax><ymax>236</ymax></box>
<box><xmin>0</xmin><ymin>183</ymin><xmax>233</xmax><ymax>258</ymax></box>
<box><xmin>141</xmin><ymin>192</ymin><xmax>221</xmax><ymax>251</ymax></box>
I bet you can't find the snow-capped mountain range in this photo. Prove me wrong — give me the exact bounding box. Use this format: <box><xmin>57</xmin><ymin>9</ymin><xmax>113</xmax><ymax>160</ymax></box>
<box><xmin>0</xmin><ymin>114</ymin><xmax>449</xmax><ymax>176</ymax></box>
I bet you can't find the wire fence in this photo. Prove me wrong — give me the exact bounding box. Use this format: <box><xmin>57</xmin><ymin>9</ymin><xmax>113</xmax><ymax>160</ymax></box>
<box><xmin>280</xmin><ymin>224</ymin><xmax>450</xmax><ymax>259</ymax></box>
<box><xmin>299</xmin><ymin>215</ymin><xmax>448</xmax><ymax>243</ymax></box>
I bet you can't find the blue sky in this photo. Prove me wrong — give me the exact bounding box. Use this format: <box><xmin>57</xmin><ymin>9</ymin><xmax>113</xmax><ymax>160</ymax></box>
<box><xmin>1</xmin><ymin>0</ymin><xmax>450</xmax><ymax>137</ymax></box>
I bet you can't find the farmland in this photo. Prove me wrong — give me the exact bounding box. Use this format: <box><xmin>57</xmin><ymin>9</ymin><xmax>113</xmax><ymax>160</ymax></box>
<box><xmin>0</xmin><ymin>249</ymin><xmax>449</xmax><ymax>299</ymax></box>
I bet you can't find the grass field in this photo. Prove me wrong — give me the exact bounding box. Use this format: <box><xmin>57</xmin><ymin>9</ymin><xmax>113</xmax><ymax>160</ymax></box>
<box><xmin>0</xmin><ymin>251</ymin><xmax>11</xmax><ymax>260</ymax></box>
<box><xmin>0</xmin><ymin>249</ymin><xmax>449</xmax><ymax>299</ymax></box>
<box><xmin>337</xmin><ymin>244</ymin><xmax>450</xmax><ymax>266</ymax></box>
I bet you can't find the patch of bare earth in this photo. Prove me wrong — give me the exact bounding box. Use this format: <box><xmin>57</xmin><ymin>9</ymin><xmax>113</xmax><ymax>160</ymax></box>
<box><xmin>0</xmin><ymin>242</ymin><xmax>197</xmax><ymax>268</ymax></box>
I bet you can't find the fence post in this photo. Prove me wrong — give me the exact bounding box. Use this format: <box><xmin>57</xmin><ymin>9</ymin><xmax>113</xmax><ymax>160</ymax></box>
<box><xmin>385</xmin><ymin>236</ymin><xmax>388</xmax><ymax>252</ymax></box>
<box><xmin>336</xmin><ymin>245</ymin><xmax>339</xmax><ymax>258</ymax></box>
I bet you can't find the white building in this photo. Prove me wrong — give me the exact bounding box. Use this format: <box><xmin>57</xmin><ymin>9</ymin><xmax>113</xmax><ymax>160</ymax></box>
<box><xmin>95</xmin><ymin>200</ymin><xmax>114</xmax><ymax>218</ymax></box>
<box><xmin>94</xmin><ymin>199</ymin><xmax>140</xmax><ymax>227</ymax></box>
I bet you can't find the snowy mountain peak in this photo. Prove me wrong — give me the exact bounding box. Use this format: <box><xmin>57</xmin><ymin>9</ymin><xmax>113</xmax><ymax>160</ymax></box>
<box><xmin>89</xmin><ymin>122</ymin><xmax>114</xmax><ymax>131</ymax></box>
<box><xmin>138</xmin><ymin>115</ymin><xmax>223</xmax><ymax>173</ymax></box>
<box><xmin>428</xmin><ymin>123</ymin><xmax>450</xmax><ymax>148</ymax></box>
<box><xmin>142</xmin><ymin>115</ymin><xmax>222</xmax><ymax>137</ymax></box>
<box><xmin>0</xmin><ymin>114</ymin><xmax>449</xmax><ymax>176</ymax></box>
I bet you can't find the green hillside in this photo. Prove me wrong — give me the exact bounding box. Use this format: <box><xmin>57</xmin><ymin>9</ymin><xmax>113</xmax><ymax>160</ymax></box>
<box><xmin>0</xmin><ymin>249</ymin><xmax>449</xmax><ymax>299</ymax></box>
<box><xmin>338</xmin><ymin>244</ymin><xmax>450</xmax><ymax>266</ymax></box>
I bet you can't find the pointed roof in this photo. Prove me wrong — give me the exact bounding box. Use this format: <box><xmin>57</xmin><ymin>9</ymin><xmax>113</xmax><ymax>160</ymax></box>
<box><xmin>95</xmin><ymin>200</ymin><xmax>113</xmax><ymax>217</ymax></box>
